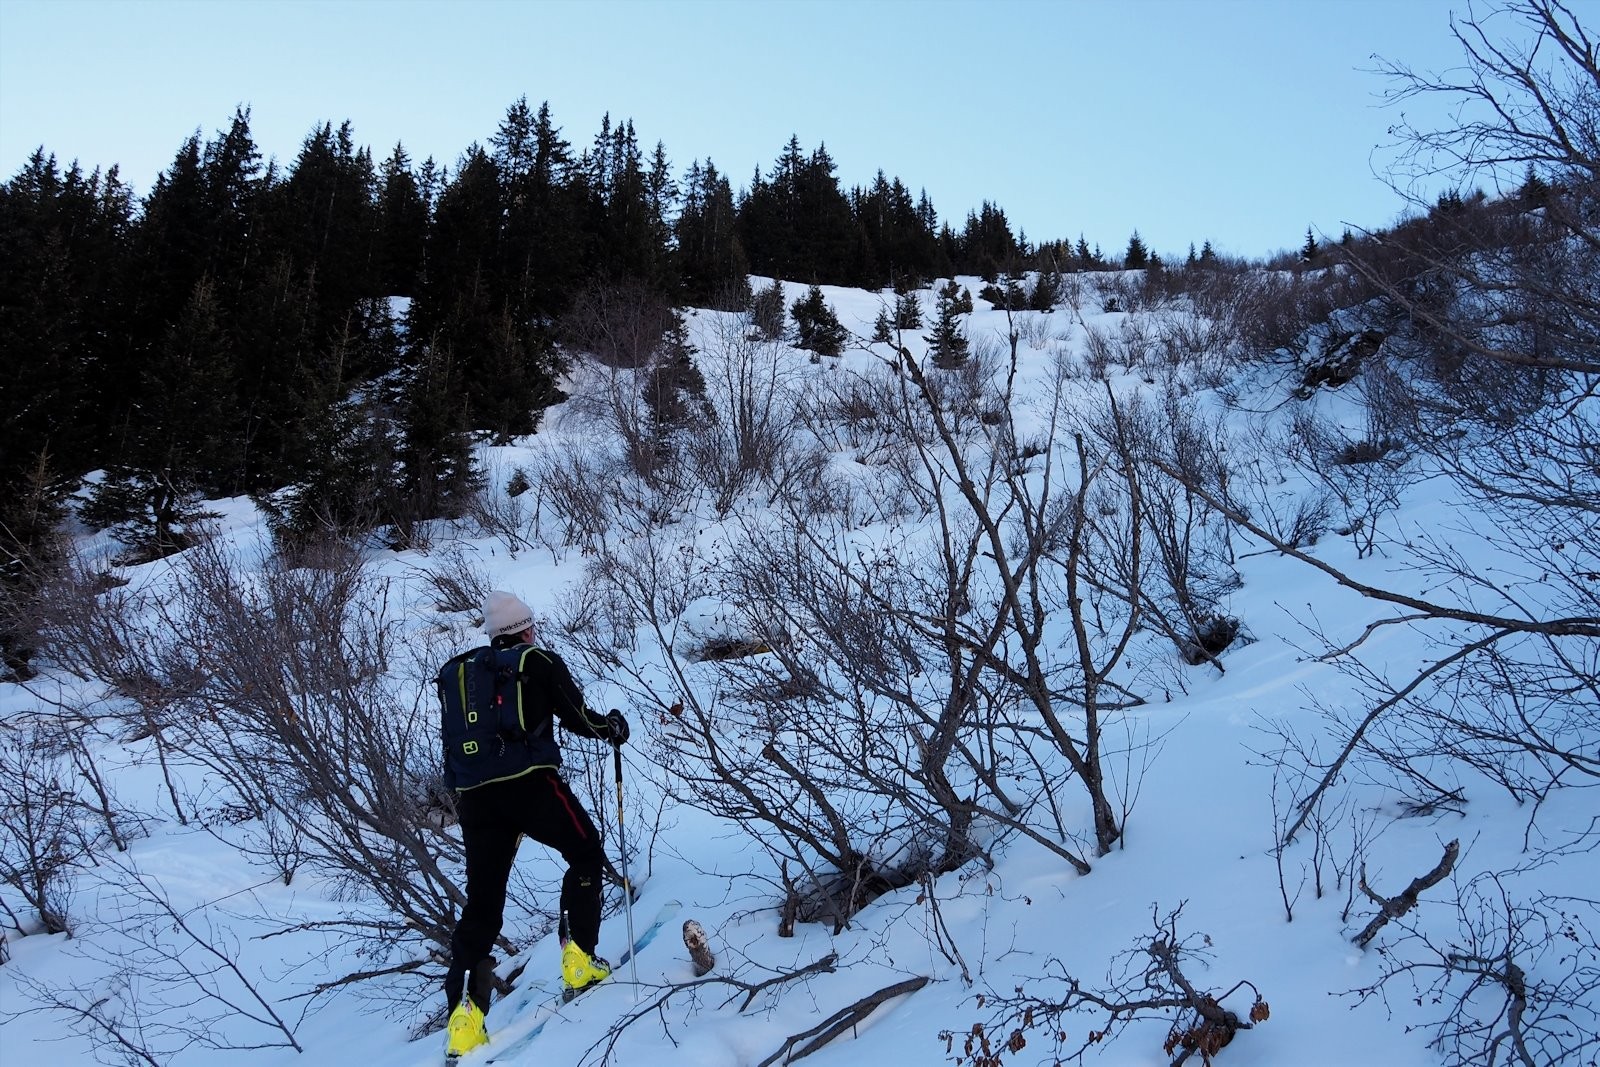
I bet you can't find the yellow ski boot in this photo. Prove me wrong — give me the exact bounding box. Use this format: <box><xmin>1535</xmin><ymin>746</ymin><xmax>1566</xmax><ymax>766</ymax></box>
<box><xmin>445</xmin><ymin>998</ymin><xmax>488</xmax><ymax>1061</ymax></box>
<box><xmin>560</xmin><ymin>940</ymin><xmax>612</xmax><ymax>1001</ymax></box>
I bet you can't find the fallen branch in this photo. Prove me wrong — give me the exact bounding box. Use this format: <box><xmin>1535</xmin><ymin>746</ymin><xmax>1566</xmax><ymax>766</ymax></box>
<box><xmin>1353</xmin><ymin>839</ymin><xmax>1461</xmax><ymax>948</ymax></box>
<box><xmin>757</xmin><ymin>976</ymin><xmax>930</xmax><ymax>1066</ymax></box>
<box><xmin>583</xmin><ymin>953</ymin><xmax>840</xmax><ymax>1065</ymax></box>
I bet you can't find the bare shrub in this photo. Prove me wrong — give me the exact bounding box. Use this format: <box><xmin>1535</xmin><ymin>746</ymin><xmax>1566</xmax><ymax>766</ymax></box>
<box><xmin>6</xmin><ymin>854</ymin><xmax>304</xmax><ymax>1059</ymax></box>
<box><xmin>962</xmin><ymin>905</ymin><xmax>1268</xmax><ymax>1067</ymax></box>
<box><xmin>797</xmin><ymin>367</ymin><xmax>906</xmax><ymax>466</ymax></box>
<box><xmin>415</xmin><ymin>542</ymin><xmax>494</xmax><ymax>616</ymax></box>
<box><xmin>1015</xmin><ymin>312</ymin><xmax>1053</xmax><ymax>350</ymax></box>
<box><xmin>100</xmin><ymin>539</ymin><xmax>469</xmax><ymax>979</ymax></box>
<box><xmin>469</xmin><ymin>458</ymin><xmax>533</xmax><ymax>555</ymax></box>
<box><xmin>25</xmin><ymin>547</ymin><xmax>191</xmax><ymax>824</ymax></box>
<box><xmin>0</xmin><ymin>725</ymin><xmax>87</xmax><ymax>935</ymax></box>
<box><xmin>561</xmin><ymin>329</ymin><xmax>1174</xmax><ymax>929</ymax></box>
<box><xmin>560</xmin><ymin>280</ymin><xmax>678</xmax><ymax>368</ymax></box>
<box><xmin>686</xmin><ymin>317</ymin><xmax>801</xmax><ymax>511</ymax></box>
<box><xmin>1288</xmin><ymin>393</ymin><xmax>1417</xmax><ymax>559</ymax></box>
<box><xmin>530</xmin><ymin>440</ymin><xmax>620</xmax><ymax>550</ymax></box>
<box><xmin>1094</xmin><ymin>272</ymin><xmax>1153</xmax><ymax>315</ymax></box>
<box><xmin>1083</xmin><ymin>324</ymin><xmax>1117</xmax><ymax>379</ymax></box>
<box><xmin>1345</xmin><ymin>866</ymin><xmax>1598</xmax><ymax>1067</ymax></box>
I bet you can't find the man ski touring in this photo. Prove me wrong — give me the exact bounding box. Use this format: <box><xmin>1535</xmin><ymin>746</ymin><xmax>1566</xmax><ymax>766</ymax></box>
<box><xmin>439</xmin><ymin>591</ymin><xmax>630</xmax><ymax>1060</ymax></box>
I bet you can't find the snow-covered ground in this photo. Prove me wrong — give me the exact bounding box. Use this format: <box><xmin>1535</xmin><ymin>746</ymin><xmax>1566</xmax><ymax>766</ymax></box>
<box><xmin>2</xmin><ymin>274</ymin><xmax>1594</xmax><ymax>1067</ymax></box>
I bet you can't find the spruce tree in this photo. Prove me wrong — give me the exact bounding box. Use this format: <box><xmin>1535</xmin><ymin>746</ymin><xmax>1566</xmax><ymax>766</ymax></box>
<box><xmin>1028</xmin><ymin>267</ymin><xmax>1062</xmax><ymax>311</ymax></box>
<box><xmin>0</xmin><ymin>450</ymin><xmax>69</xmax><ymax>680</ymax></box>
<box><xmin>376</xmin><ymin>143</ymin><xmax>427</xmax><ymax>296</ymax></box>
<box><xmin>494</xmin><ymin>98</ymin><xmax>585</xmax><ymax>324</ymax></box>
<box><xmin>390</xmin><ymin>331</ymin><xmax>482</xmax><ymax>539</ymax></box>
<box><xmin>790</xmin><ymin>285</ymin><xmax>847</xmax><ymax>356</ymax></box>
<box><xmin>1</xmin><ymin>151</ymin><xmax>134</xmax><ymax>483</ymax></box>
<box><xmin>925</xmin><ymin>282</ymin><xmax>970</xmax><ymax>368</ymax></box>
<box><xmin>749</xmin><ymin>278</ymin><xmax>787</xmax><ymax>341</ymax></box>
<box><xmin>893</xmin><ymin>289</ymin><xmax>922</xmax><ymax>329</ymax></box>
<box><xmin>255</xmin><ymin>301</ymin><xmax>405</xmax><ymax>550</ymax></box>
<box><xmin>676</xmin><ymin>158</ymin><xmax>750</xmax><ymax>309</ymax></box>
<box><xmin>872</xmin><ymin>306</ymin><xmax>893</xmax><ymax>343</ymax></box>
<box><xmin>642</xmin><ymin>312</ymin><xmax>713</xmax><ymax>437</ymax></box>
<box><xmin>1074</xmin><ymin>235</ymin><xmax>1096</xmax><ymax>269</ymax></box>
<box><xmin>1123</xmin><ymin>230</ymin><xmax>1149</xmax><ymax>269</ymax></box>
<box><xmin>81</xmin><ymin>278</ymin><xmax>239</xmax><ymax>560</ymax></box>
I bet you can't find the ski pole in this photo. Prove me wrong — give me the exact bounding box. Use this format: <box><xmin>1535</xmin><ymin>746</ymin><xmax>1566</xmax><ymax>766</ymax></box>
<box><xmin>611</xmin><ymin>716</ymin><xmax>639</xmax><ymax>988</ymax></box>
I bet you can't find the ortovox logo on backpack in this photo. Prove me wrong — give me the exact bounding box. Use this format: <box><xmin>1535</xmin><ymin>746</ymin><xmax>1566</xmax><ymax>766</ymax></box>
<box><xmin>438</xmin><ymin>645</ymin><xmax>554</xmax><ymax>791</ymax></box>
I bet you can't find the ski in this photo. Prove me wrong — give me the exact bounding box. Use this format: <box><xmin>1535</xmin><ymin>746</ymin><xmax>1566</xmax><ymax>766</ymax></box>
<box><xmin>478</xmin><ymin>900</ymin><xmax>682</xmax><ymax>1065</ymax></box>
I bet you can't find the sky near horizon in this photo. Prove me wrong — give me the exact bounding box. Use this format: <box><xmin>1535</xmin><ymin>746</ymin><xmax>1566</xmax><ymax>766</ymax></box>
<box><xmin>1</xmin><ymin>0</ymin><xmax>1486</xmax><ymax>260</ymax></box>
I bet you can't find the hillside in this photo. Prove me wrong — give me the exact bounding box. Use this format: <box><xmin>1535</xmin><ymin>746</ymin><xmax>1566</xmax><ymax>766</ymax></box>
<box><xmin>2</xmin><ymin>259</ymin><xmax>1596</xmax><ymax>1067</ymax></box>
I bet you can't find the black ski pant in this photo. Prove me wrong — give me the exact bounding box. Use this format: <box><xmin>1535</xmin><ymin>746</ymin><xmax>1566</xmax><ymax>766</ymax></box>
<box><xmin>445</xmin><ymin>767</ymin><xmax>606</xmax><ymax>1013</ymax></box>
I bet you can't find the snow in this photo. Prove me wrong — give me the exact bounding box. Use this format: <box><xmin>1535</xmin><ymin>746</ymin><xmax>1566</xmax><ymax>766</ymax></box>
<box><xmin>1</xmin><ymin>274</ymin><xmax>1594</xmax><ymax>1067</ymax></box>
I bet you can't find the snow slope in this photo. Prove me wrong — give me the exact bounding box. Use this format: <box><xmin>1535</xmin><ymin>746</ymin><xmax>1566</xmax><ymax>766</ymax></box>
<box><xmin>1</xmin><ymin>273</ymin><xmax>1594</xmax><ymax>1067</ymax></box>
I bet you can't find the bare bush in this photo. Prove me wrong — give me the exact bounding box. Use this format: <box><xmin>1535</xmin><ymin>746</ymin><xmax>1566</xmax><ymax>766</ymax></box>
<box><xmin>1288</xmin><ymin>397</ymin><xmax>1416</xmax><ymax>559</ymax></box>
<box><xmin>89</xmin><ymin>539</ymin><xmax>469</xmax><ymax>983</ymax></box>
<box><xmin>415</xmin><ymin>542</ymin><xmax>495</xmax><ymax>617</ymax></box>
<box><xmin>469</xmin><ymin>458</ymin><xmax>534</xmax><ymax>555</ymax></box>
<box><xmin>5</xmin><ymin>854</ymin><xmax>304</xmax><ymax>1058</ymax></box>
<box><xmin>1015</xmin><ymin>312</ymin><xmax>1054</xmax><ymax>350</ymax></box>
<box><xmin>797</xmin><ymin>367</ymin><xmax>907</xmax><ymax>467</ymax></box>
<box><xmin>686</xmin><ymin>317</ymin><xmax>803</xmax><ymax>512</ymax></box>
<box><xmin>1211</xmin><ymin>4</ymin><xmax>1600</xmax><ymax>866</ymax></box>
<box><xmin>0</xmin><ymin>725</ymin><xmax>87</xmax><ymax>935</ymax></box>
<box><xmin>961</xmin><ymin>905</ymin><xmax>1268</xmax><ymax>1067</ymax></box>
<box><xmin>1100</xmin><ymin>388</ymin><xmax>1242</xmax><ymax>669</ymax></box>
<box><xmin>560</xmin><ymin>280</ymin><xmax>678</xmax><ymax>368</ymax></box>
<box><xmin>530</xmin><ymin>440</ymin><xmax>621</xmax><ymax>551</ymax></box>
<box><xmin>565</xmin><ymin>325</ymin><xmax>1167</xmax><ymax>931</ymax></box>
<box><xmin>1345</xmin><ymin>866</ymin><xmax>1598</xmax><ymax>1067</ymax></box>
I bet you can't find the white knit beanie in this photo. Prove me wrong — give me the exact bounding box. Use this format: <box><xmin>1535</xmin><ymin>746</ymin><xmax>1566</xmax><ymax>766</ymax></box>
<box><xmin>482</xmin><ymin>591</ymin><xmax>535</xmax><ymax>640</ymax></box>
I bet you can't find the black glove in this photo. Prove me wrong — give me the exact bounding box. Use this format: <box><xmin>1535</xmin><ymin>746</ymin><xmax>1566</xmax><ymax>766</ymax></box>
<box><xmin>604</xmin><ymin>709</ymin><xmax>630</xmax><ymax>746</ymax></box>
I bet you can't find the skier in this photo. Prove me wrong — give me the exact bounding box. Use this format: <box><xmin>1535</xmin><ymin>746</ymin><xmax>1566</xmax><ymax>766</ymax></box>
<box><xmin>441</xmin><ymin>591</ymin><xmax>629</xmax><ymax>1060</ymax></box>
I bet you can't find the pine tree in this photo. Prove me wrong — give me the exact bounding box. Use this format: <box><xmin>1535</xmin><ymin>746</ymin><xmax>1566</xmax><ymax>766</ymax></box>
<box><xmin>750</xmin><ymin>278</ymin><xmax>787</xmax><ymax>341</ymax></box>
<box><xmin>642</xmin><ymin>312</ymin><xmax>713</xmax><ymax>436</ymax></box>
<box><xmin>1301</xmin><ymin>227</ymin><xmax>1319</xmax><ymax>262</ymax></box>
<box><xmin>1517</xmin><ymin>163</ymin><xmax>1550</xmax><ymax>207</ymax></box>
<box><xmin>1028</xmin><ymin>267</ymin><xmax>1062</xmax><ymax>311</ymax></box>
<box><xmin>925</xmin><ymin>282</ymin><xmax>970</xmax><ymax>368</ymax></box>
<box><xmin>1</xmin><ymin>151</ymin><xmax>134</xmax><ymax>483</ymax></box>
<box><xmin>676</xmin><ymin>158</ymin><xmax>750</xmax><ymax>309</ymax></box>
<box><xmin>872</xmin><ymin>306</ymin><xmax>893</xmax><ymax>343</ymax></box>
<box><xmin>494</xmin><ymin>98</ymin><xmax>585</xmax><ymax>324</ymax></box>
<box><xmin>376</xmin><ymin>143</ymin><xmax>427</xmax><ymax>296</ymax></box>
<box><xmin>390</xmin><ymin>330</ymin><xmax>482</xmax><ymax>540</ymax></box>
<box><xmin>0</xmin><ymin>450</ymin><xmax>69</xmax><ymax>680</ymax></box>
<box><xmin>1074</xmin><ymin>235</ymin><xmax>1096</xmax><ymax>269</ymax></box>
<box><xmin>1123</xmin><ymin>230</ymin><xmax>1149</xmax><ymax>269</ymax></box>
<box><xmin>790</xmin><ymin>285</ymin><xmax>847</xmax><ymax>356</ymax></box>
<box><xmin>893</xmin><ymin>289</ymin><xmax>922</xmax><ymax>329</ymax></box>
<box><xmin>255</xmin><ymin>301</ymin><xmax>405</xmax><ymax>550</ymax></box>
<box><xmin>82</xmin><ymin>278</ymin><xmax>239</xmax><ymax>560</ymax></box>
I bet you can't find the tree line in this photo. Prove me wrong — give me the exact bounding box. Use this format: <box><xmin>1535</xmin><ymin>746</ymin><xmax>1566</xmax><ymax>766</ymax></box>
<box><xmin>0</xmin><ymin>100</ymin><xmax>1142</xmax><ymax>554</ymax></box>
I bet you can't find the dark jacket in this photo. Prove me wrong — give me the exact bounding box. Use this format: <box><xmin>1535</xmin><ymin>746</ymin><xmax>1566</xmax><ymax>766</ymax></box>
<box><xmin>440</xmin><ymin>640</ymin><xmax>614</xmax><ymax>791</ymax></box>
<box><xmin>498</xmin><ymin>640</ymin><xmax>613</xmax><ymax>754</ymax></box>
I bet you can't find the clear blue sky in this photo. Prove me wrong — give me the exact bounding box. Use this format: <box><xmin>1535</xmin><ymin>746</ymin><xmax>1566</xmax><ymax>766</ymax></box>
<box><xmin>1</xmin><ymin>0</ymin><xmax>1480</xmax><ymax>259</ymax></box>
